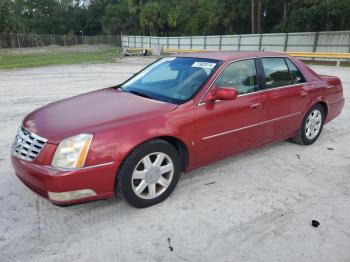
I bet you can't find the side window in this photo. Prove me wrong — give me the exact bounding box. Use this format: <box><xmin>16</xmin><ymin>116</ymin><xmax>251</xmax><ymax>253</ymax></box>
<box><xmin>262</xmin><ymin>58</ymin><xmax>292</xmax><ymax>89</ymax></box>
<box><xmin>214</xmin><ymin>59</ymin><xmax>258</xmax><ymax>95</ymax></box>
<box><xmin>285</xmin><ymin>58</ymin><xmax>306</xmax><ymax>84</ymax></box>
<box><xmin>142</xmin><ymin>64</ymin><xmax>178</xmax><ymax>83</ymax></box>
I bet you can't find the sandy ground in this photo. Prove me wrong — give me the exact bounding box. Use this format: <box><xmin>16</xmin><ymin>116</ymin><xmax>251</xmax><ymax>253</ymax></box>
<box><xmin>0</xmin><ymin>57</ymin><xmax>349</xmax><ymax>262</ymax></box>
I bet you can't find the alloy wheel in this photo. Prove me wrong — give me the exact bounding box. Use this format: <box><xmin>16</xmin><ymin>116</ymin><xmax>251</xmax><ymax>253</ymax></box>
<box><xmin>305</xmin><ymin>109</ymin><xmax>322</xmax><ymax>139</ymax></box>
<box><xmin>131</xmin><ymin>152</ymin><xmax>174</xmax><ymax>199</ymax></box>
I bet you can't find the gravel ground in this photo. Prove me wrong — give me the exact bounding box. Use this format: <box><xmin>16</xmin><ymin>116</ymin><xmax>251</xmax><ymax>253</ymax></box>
<box><xmin>0</xmin><ymin>57</ymin><xmax>349</xmax><ymax>262</ymax></box>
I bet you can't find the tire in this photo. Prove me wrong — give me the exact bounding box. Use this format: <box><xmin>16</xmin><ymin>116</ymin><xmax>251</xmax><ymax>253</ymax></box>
<box><xmin>293</xmin><ymin>104</ymin><xmax>325</xmax><ymax>145</ymax></box>
<box><xmin>116</xmin><ymin>139</ymin><xmax>181</xmax><ymax>208</ymax></box>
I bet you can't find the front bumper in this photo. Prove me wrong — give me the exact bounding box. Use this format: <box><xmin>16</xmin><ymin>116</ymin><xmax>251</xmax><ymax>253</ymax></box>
<box><xmin>11</xmin><ymin>156</ymin><xmax>118</xmax><ymax>205</ymax></box>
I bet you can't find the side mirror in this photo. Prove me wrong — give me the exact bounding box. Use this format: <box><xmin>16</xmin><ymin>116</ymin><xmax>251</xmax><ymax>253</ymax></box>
<box><xmin>205</xmin><ymin>87</ymin><xmax>238</xmax><ymax>102</ymax></box>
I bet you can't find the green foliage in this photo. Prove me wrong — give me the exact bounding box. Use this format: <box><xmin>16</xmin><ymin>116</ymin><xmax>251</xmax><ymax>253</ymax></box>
<box><xmin>0</xmin><ymin>0</ymin><xmax>24</xmax><ymax>32</ymax></box>
<box><xmin>139</xmin><ymin>2</ymin><xmax>163</xmax><ymax>35</ymax></box>
<box><xmin>102</xmin><ymin>0</ymin><xmax>131</xmax><ymax>34</ymax></box>
<box><xmin>0</xmin><ymin>0</ymin><xmax>349</xmax><ymax>35</ymax></box>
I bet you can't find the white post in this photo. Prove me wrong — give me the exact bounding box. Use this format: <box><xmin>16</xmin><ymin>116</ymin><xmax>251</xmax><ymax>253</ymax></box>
<box><xmin>35</xmin><ymin>34</ymin><xmax>39</xmax><ymax>48</ymax></box>
<box><xmin>17</xmin><ymin>33</ymin><xmax>20</xmax><ymax>48</ymax></box>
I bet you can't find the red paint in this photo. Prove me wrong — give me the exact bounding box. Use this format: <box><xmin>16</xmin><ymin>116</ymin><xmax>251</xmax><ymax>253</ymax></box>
<box><xmin>12</xmin><ymin>51</ymin><xmax>345</xmax><ymax>205</ymax></box>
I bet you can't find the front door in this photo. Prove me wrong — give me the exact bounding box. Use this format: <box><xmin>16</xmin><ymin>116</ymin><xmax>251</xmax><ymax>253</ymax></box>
<box><xmin>193</xmin><ymin>59</ymin><xmax>267</xmax><ymax>167</ymax></box>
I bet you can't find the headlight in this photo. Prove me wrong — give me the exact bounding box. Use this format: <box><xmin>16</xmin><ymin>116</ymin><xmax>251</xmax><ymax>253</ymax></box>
<box><xmin>51</xmin><ymin>134</ymin><xmax>93</xmax><ymax>169</ymax></box>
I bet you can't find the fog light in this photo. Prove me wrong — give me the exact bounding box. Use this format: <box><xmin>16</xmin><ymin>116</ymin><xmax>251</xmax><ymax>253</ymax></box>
<box><xmin>48</xmin><ymin>189</ymin><xmax>96</xmax><ymax>201</ymax></box>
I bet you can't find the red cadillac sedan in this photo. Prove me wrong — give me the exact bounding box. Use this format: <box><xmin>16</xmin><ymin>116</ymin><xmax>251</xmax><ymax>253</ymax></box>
<box><xmin>11</xmin><ymin>51</ymin><xmax>344</xmax><ymax>208</ymax></box>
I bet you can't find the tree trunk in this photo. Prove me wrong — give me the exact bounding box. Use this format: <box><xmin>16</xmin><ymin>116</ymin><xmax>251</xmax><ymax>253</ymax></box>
<box><xmin>251</xmin><ymin>0</ymin><xmax>255</xmax><ymax>34</ymax></box>
<box><xmin>282</xmin><ymin>0</ymin><xmax>288</xmax><ymax>32</ymax></box>
<box><xmin>257</xmin><ymin>0</ymin><xmax>262</xmax><ymax>33</ymax></box>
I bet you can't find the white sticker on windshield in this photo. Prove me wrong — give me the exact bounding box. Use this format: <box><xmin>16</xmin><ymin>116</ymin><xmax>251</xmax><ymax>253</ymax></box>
<box><xmin>191</xmin><ymin>61</ymin><xmax>216</xmax><ymax>69</ymax></box>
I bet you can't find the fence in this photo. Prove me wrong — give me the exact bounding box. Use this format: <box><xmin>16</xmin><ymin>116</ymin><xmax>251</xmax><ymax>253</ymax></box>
<box><xmin>0</xmin><ymin>33</ymin><xmax>122</xmax><ymax>49</ymax></box>
<box><xmin>122</xmin><ymin>31</ymin><xmax>350</xmax><ymax>54</ymax></box>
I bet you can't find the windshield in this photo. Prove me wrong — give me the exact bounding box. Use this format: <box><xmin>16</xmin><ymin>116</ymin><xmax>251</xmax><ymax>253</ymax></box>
<box><xmin>121</xmin><ymin>57</ymin><xmax>221</xmax><ymax>104</ymax></box>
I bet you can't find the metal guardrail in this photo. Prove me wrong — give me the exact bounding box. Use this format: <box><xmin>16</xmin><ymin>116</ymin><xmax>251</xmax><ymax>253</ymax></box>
<box><xmin>286</xmin><ymin>52</ymin><xmax>350</xmax><ymax>58</ymax></box>
<box><xmin>123</xmin><ymin>31</ymin><xmax>350</xmax><ymax>54</ymax></box>
<box><xmin>124</xmin><ymin>47</ymin><xmax>350</xmax><ymax>66</ymax></box>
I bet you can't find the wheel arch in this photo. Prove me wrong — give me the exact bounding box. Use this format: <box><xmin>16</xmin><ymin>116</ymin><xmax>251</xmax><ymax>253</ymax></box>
<box><xmin>114</xmin><ymin>135</ymin><xmax>190</xmax><ymax>197</ymax></box>
<box><xmin>157</xmin><ymin>136</ymin><xmax>189</xmax><ymax>172</ymax></box>
<box><xmin>317</xmin><ymin>101</ymin><xmax>328</xmax><ymax>119</ymax></box>
<box><xmin>116</xmin><ymin>135</ymin><xmax>190</xmax><ymax>176</ymax></box>
<box><xmin>307</xmin><ymin>98</ymin><xmax>328</xmax><ymax>119</ymax></box>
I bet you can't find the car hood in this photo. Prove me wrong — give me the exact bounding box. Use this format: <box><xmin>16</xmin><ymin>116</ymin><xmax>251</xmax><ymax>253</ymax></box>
<box><xmin>23</xmin><ymin>88</ymin><xmax>177</xmax><ymax>143</ymax></box>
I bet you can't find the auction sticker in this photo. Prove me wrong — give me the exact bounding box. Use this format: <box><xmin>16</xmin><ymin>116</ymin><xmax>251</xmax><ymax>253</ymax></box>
<box><xmin>191</xmin><ymin>62</ymin><xmax>216</xmax><ymax>69</ymax></box>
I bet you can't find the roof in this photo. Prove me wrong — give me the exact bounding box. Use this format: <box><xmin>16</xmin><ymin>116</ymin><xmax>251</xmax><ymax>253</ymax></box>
<box><xmin>175</xmin><ymin>50</ymin><xmax>288</xmax><ymax>61</ymax></box>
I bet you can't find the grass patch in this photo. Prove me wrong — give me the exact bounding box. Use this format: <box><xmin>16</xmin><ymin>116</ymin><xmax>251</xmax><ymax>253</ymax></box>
<box><xmin>0</xmin><ymin>48</ymin><xmax>121</xmax><ymax>69</ymax></box>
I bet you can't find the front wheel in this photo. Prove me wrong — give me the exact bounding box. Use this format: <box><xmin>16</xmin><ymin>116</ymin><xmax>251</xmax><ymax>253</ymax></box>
<box><xmin>116</xmin><ymin>139</ymin><xmax>181</xmax><ymax>208</ymax></box>
<box><xmin>293</xmin><ymin>104</ymin><xmax>325</xmax><ymax>145</ymax></box>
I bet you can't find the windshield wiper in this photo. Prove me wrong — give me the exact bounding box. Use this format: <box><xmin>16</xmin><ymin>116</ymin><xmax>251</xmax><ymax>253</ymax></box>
<box><xmin>128</xmin><ymin>90</ymin><xmax>152</xmax><ymax>99</ymax></box>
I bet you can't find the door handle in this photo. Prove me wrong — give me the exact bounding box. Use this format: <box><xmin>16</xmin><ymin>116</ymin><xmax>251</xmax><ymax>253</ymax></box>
<box><xmin>300</xmin><ymin>91</ymin><xmax>309</xmax><ymax>97</ymax></box>
<box><xmin>251</xmin><ymin>103</ymin><xmax>262</xmax><ymax>110</ymax></box>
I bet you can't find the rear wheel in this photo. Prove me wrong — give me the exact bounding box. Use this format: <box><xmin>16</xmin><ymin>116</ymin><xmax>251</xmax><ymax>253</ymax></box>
<box><xmin>293</xmin><ymin>104</ymin><xmax>325</xmax><ymax>145</ymax></box>
<box><xmin>116</xmin><ymin>139</ymin><xmax>181</xmax><ymax>208</ymax></box>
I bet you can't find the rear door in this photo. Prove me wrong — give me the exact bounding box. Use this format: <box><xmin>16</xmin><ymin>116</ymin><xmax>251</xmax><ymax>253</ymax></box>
<box><xmin>260</xmin><ymin>57</ymin><xmax>309</xmax><ymax>141</ymax></box>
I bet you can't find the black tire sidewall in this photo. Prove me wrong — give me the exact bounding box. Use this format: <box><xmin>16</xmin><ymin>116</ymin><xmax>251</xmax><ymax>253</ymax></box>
<box><xmin>116</xmin><ymin>139</ymin><xmax>181</xmax><ymax>208</ymax></box>
<box><xmin>300</xmin><ymin>104</ymin><xmax>325</xmax><ymax>145</ymax></box>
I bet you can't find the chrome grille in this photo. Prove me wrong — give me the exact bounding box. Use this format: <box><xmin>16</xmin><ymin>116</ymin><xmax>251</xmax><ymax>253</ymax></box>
<box><xmin>12</xmin><ymin>126</ymin><xmax>47</xmax><ymax>161</ymax></box>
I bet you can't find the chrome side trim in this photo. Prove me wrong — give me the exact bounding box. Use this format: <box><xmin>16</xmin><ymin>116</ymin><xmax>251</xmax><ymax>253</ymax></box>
<box><xmin>46</xmin><ymin>162</ymin><xmax>115</xmax><ymax>172</ymax></box>
<box><xmin>329</xmin><ymin>98</ymin><xmax>344</xmax><ymax>105</ymax></box>
<box><xmin>202</xmin><ymin>112</ymin><xmax>301</xmax><ymax>140</ymax></box>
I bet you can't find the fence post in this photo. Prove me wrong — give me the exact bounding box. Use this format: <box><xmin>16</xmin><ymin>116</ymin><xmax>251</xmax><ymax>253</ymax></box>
<box><xmin>238</xmin><ymin>35</ymin><xmax>241</xmax><ymax>50</ymax></box>
<box><xmin>258</xmin><ymin>34</ymin><xmax>263</xmax><ymax>51</ymax></box>
<box><xmin>134</xmin><ymin>35</ymin><xmax>136</xmax><ymax>47</ymax></box>
<box><xmin>178</xmin><ymin>36</ymin><xmax>180</xmax><ymax>49</ymax></box>
<box><xmin>313</xmin><ymin>32</ymin><xmax>319</xmax><ymax>52</ymax></box>
<box><xmin>204</xmin><ymin>35</ymin><xmax>207</xmax><ymax>50</ymax></box>
<box><xmin>17</xmin><ymin>33</ymin><xmax>20</xmax><ymax>48</ymax></box>
<box><xmin>190</xmin><ymin>36</ymin><xmax>193</xmax><ymax>49</ymax></box>
<box><xmin>63</xmin><ymin>35</ymin><xmax>66</xmax><ymax>46</ymax></box>
<box><xmin>219</xmin><ymin>35</ymin><xmax>222</xmax><ymax>50</ymax></box>
<box><xmin>50</xmin><ymin>35</ymin><xmax>53</xmax><ymax>46</ymax></box>
<box><xmin>166</xmin><ymin>37</ymin><xmax>169</xmax><ymax>48</ymax></box>
<box><xmin>141</xmin><ymin>35</ymin><xmax>143</xmax><ymax>48</ymax></box>
<box><xmin>284</xmin><ymin>33</ymin><xmax>288</xmax><ymax>52</ymax></box>
<box><xmin>35</xmin><ymin>34</ymin><xmax>39</xmax><ymax>48</ymax></box>
<box><xmin>149</xmin><ymin>35</ymin><xmax>151</xmax><ymax>49</ymax></box>
<box><xmin>75</xmin><ymin>35</ymin><xmax>78</xmax><ymax>45</ymax></box>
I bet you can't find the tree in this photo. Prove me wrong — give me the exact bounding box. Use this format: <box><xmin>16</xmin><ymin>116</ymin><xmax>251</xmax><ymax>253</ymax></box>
<box><xmin>139</xmin><ymin>2</ymin><xmax>164</xmax><ymax>35</ymax></box>
<box><xmin>1</xmin><ymin>0</ymin><xmax>350</xmax><ymax>36</ymax></box>
<box><xmin>0</xmin><ymin>0</ymin><xmax>24</xmax><ymax>33</ymax></box>
<box><xmin>102</xmin><ymin>0</ymin><xmax>131</xmax><ymax>34</ymax></box>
